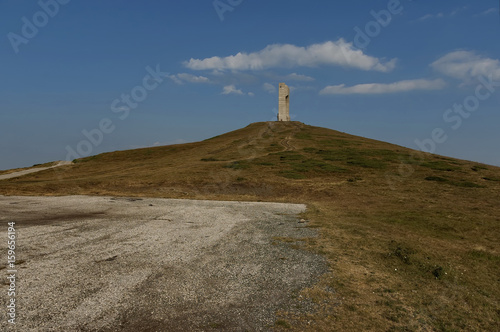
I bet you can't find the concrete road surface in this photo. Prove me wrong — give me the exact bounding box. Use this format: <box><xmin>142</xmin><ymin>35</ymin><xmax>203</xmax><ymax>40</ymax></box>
<box><xmin>0</xmin><ymin>195</ymin><xmax>326</xmax><ymax>331</ymax></box>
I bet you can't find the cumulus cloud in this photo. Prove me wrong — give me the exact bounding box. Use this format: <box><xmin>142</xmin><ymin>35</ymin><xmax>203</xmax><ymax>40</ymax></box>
<box><xmin>248</xmin><ymin>92</ymin><xmax>255</xmax><ymax>97</ymax></box>
<box><xmin>168</xmin><ymin>73</ymin><xmax>210</xmax><ymax>84</ymax></box>
<box><xmin>431</xmin><ymin>51</ymin><xmax>500</xmax><ymax>81</ymax></box>
<box><xmin>222</xmin><ymin>85</ymin><xmax>244</xmax><ymax>95</ymax></box>
<box><xmin>320</xmin><ymin>79</ymin><xmax>446</xmax><ymax>95</ymax></box>
<box><xmin>184</xmin><ymin>40</ymin><xmax>396</xmax><ymax>72</ymax></box>
<box><xmin>263</xmin><ymin>83</ymin><xmax>277</xmax><ymax>94</ymax></box>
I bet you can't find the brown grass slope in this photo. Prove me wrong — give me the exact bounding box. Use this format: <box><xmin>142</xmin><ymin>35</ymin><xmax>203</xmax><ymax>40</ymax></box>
<box><xmin>1</xmin><ymin>121</ymin><xmax>499</xmax><ymax>331</ymax></box>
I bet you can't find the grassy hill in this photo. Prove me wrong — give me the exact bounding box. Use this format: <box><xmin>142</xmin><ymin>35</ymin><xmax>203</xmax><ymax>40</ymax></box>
<box><xmin>1</xmin><ymin>121</ymin><xmax>499</xmax><ymax>331</ymax></box>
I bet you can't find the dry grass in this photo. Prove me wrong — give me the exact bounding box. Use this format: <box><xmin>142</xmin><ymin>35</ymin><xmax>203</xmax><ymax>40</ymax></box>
<box><xmin>1</xmin><ymin>121</ymin><xmax>499</xmax><ymax>331</ymax></box>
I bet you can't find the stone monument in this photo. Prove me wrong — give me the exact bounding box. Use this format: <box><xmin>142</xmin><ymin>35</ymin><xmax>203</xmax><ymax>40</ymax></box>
<box><xmin>277</xmin><ymin>83</ymin><xmax>290</xmax><ymax>121</ymax></box>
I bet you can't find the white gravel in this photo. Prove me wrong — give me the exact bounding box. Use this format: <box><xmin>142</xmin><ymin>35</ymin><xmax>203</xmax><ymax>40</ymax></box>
<box><xmin>0</xmin><ymin>195</ymin><xmax>326</xmax><ymax>331</ymax></box>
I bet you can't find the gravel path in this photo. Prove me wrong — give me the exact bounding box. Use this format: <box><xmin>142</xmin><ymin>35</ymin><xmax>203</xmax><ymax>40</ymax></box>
<box><xmin>0</xmin><ymin>161</ymin><xmax>72</xmax><ymax>181</ymax></box>
<box><xmin>0</xmin><ymin>196</ymin><xmax>326</xmax><ymax>331</ymax></box>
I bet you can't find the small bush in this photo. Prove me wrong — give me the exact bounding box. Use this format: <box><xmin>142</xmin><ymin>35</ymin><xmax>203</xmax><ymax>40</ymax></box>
<box><xmin>432</xmin><ymin>266</ymin><xmax>445</xmax><ymax>279</ymax></box>
<box><xmin>388</xmin><ymin>242</ymin><xmax>416</xmax><ymax>265</ymax></box>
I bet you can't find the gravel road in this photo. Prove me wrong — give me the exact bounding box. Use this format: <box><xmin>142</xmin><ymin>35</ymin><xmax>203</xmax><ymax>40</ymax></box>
<box><xmin>0</xmin><ymin>196</ymin><xmax>326</xmax><ymax>331</ymax></box>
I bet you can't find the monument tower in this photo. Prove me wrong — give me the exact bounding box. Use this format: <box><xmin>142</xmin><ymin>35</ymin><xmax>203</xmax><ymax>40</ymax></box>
<box><xmin>277</xmin><ymin>83</ymin><xmax>290</xmax><ymax>121</ymax></box>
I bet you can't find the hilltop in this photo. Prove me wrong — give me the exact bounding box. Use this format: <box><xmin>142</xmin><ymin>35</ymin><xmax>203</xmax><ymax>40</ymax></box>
<box><xmin>2</xmin><ymin>121</ymin><xmax>497</xmax><ymax>199</ymax></box>
<box><xmin>1</xmin><ymin>121</ymin><xmax>499</xmax><ymax>330</ymax></box>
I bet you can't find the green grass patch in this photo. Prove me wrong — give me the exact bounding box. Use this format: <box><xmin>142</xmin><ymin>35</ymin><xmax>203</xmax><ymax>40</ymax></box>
<box><xmin>302</xmin><ymin>147</ymin><xmax>317</xmax><ymax>153</ymax></box>
<box><xmin>314</xmin><ymin>148</ymin><xmax>388</xmax><ymax>168</ymax></box>
<box><xmin>275</xmin><ymin>320</ymin><xmax>291</xmax><ymax>328</ymax></box>
<box><xmin>278</xmin><ymin>170</ymin><xmax>306</xmax><ymax>179</ymax></box>
<box><xmin>287</xmin><ymin>159</ymin><xmax>349</xmax><ymax>175</ymax></box>
<box><xmin>421</xmin><ymin>161</ymin><xmax>460</xmax><ymax>172</ymax></box>
<box><xmin>468</xmin><ymin>250</ymin><xmax>500</xmax><ymax>262</ymax></box>
<box><xmin>471</xmin><ymin>165</ymin><xmax>488</xmax><ymax>172</ymax></box>
<box><xmin>208</xmin><ymin>322</ymin><xmax>224</xmax><ymax>328</ymax></box>
<box><xmin>318</xmin><ymin>139</ymin><xmax>351</xmax><ymax>147</ymax></box>
<box><xmin>369</xmin><ymin>149</ymin><xmax>403</xmax><ymax>162</ymax></box>
<box><xmin>272</xmin><ymin>151</ymin><xmax>305</xmax><ymax>161</ymax></box>
<box><xmin>346</xmin><ymin>158</ymin><xmax>386</xmax><ymax>169</ymax></box>
<box><xmin>425</xmin><ymin>176</ymin><xmax>448</xmax><ymax>182</ymax></box>
<box><xmin>450</xmin><ymin>181</ymin><xmax>485</xmax><ymax>188</ymax></box>
<box><xmin>386</xmin><ymin>241</ymin><xmax>448</xmax><ymax>280</ymax></box>
<box><xmin>483</xmin><ymin>177</ymin><xmax>500</xmax><ymax>182</ymax></box>
<box><xmin>425</xmin><ymin>176</ymin><xmax>485</xmax><ymax>188</ymax></box>
<box><xmin>294</xmin><ymin>132</ymin><xmax>312</xmax><ymax>139</ymax></box>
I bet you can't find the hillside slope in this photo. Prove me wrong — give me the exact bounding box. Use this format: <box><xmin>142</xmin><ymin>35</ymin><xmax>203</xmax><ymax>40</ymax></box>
<box><xmin>2</xmin><ymin>121</ymin><xmax>498</xmax><ymax>199</ymax></box>
<box><xmin>1</xmin><ymin>121</ymin><xmax>499</xmax><ymax>330</ymax></box>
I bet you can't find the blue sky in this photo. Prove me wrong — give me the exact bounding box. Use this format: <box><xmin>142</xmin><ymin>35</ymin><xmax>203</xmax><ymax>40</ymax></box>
<box><xmin>1</xmin><ymin>0</ymin><xmax>499</xmax><ymax>170</ymax></box>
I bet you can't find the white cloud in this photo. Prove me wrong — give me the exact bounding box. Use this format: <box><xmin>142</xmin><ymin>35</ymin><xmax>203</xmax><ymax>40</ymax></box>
<box><xmin>177</xmin><ymin>73</ymin><xmax>210</xmax><ymax>83</ymax></box>
<box><xmin>185</xmin><ymin>39</ymin><xmax>397</xmax><ymax>72</ymax></box>
<box><xmin>263</xmin><ymin>83</ymin><xmax>277</xmax><ymax>94</ymax></box>
<box><xmin>222</xmin><ymin>85</ymin><xmax>244</xmax><ymax>95</ymax></box>
<box><xmin>477</xmin><ymin>8</ymin><xmax>496</xmax><ymax>16</ymax></box>
<box><xmin>168</xmin><ymin>73</ymin><xmax>210</xmax><ymax>84</ymax></box>
<box><xmin>416</xmin><ymin>7</ymin><xmax>467</xmax><ymax>21</ymax></box>
<box><xmin>167</xmin><ymin>74</ymin><xmax>183</xmax><ymax>85</ymax></box>
<box><xmin>320</xmin><ymin>79</ymin><xmax>446</xmax><ymax>95</ymax></box>
<box><xmin>248</xmin><ymin>92</ymin><xmax>255</xmax><ymax>97</ymax></box>
<box><xmin>288</xmin><ymin>85</ymin><xmax>315</xmax><ymax>93</ymax></box>
<box><xmin>431</xmin><ymin>51</ymin><xmax>500</xmax><ymax>81</ymax></box>
<box><xmin>451</xmin><ymin>6</ymin><xmax>467</xmax><ymax>16</ymax></box>
<box><xmin>284</xmin><ymin>73</ymin><xmax>315</xmax><ymax>81</ymax></box>
<box><xmin>418</xmin><ymin>13</ymin><xmax>444</xmax><ymax>21</ymax></box>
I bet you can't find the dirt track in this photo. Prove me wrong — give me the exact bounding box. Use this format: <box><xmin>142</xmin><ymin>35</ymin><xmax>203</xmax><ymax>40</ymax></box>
<box><xmin>0</xmin><ymin>161</ymin><xmax>72</xmax><ymax>181</ymax></box>
<box><xmin>0</xmin><ymin>195</ymin><xmax>326</xmax><ymax>331</ymax></box>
